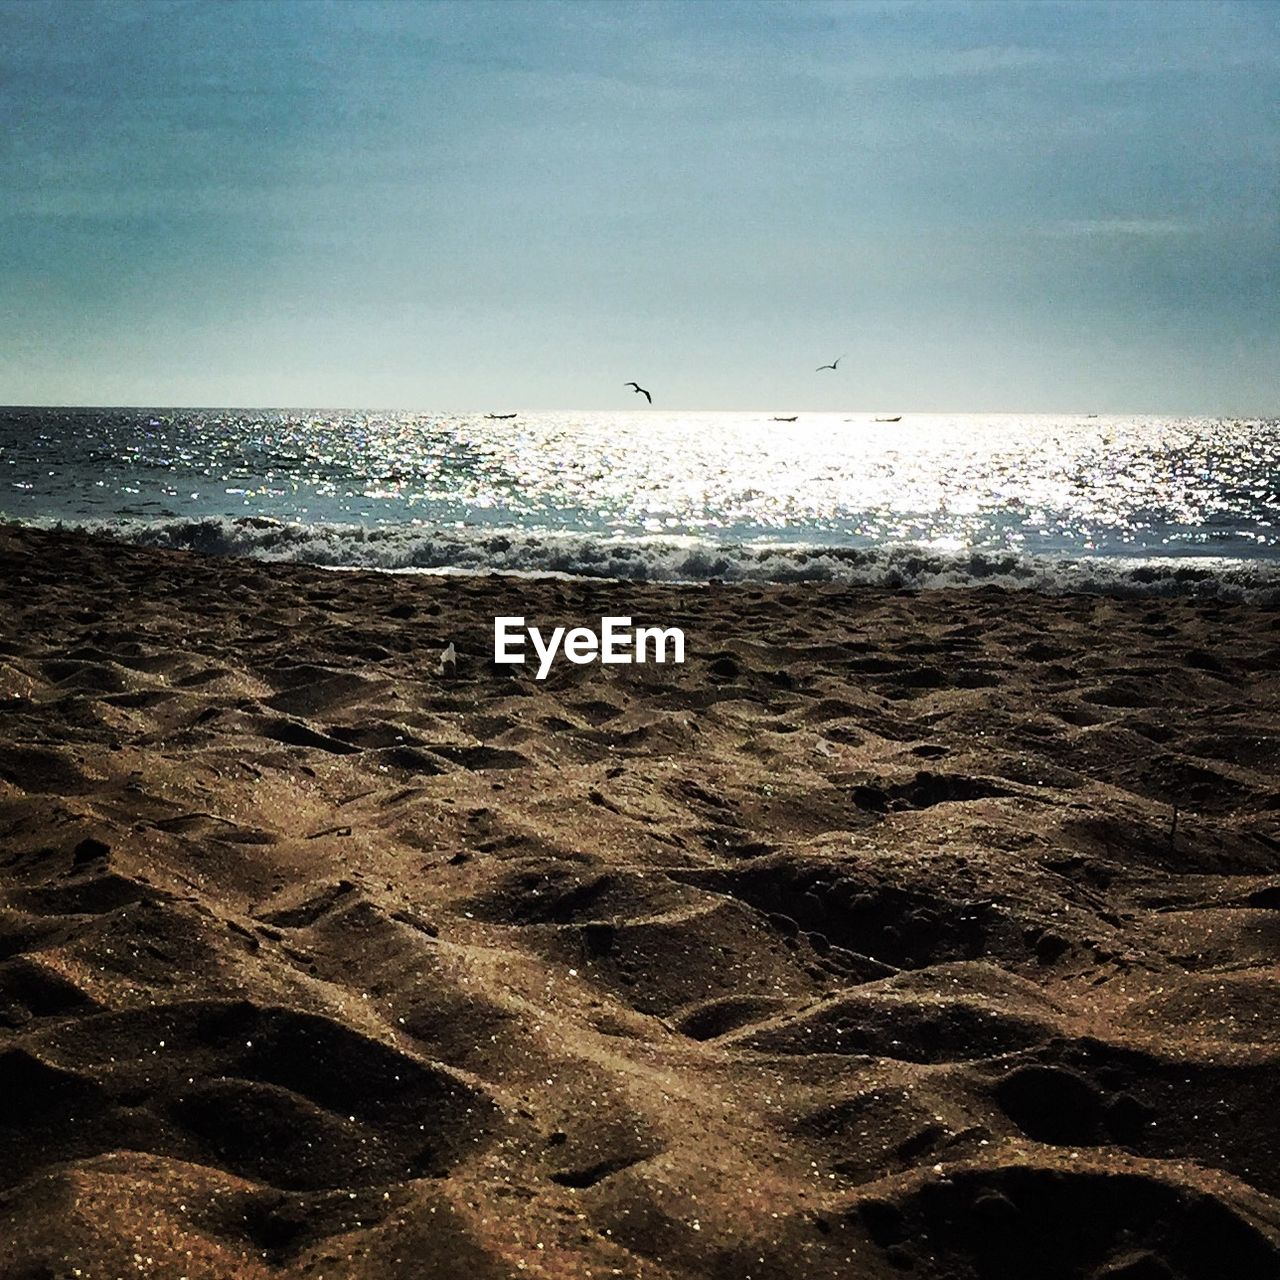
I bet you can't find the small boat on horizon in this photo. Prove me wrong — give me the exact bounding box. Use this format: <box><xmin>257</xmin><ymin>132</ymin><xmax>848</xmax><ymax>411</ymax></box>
<box><xmin>484</xmin><ymin>412</ymin><xmax>518</xmax><ymax>419</ymax></box>
<box><xmin>771</xmin><ymin>415</ymin><xmax>798</xmax><ymax>422</ymax></box>
<box><xmin>874</xmin><ymin>415</ymin><xmax>902</xmax><ymax>423</ymax></box>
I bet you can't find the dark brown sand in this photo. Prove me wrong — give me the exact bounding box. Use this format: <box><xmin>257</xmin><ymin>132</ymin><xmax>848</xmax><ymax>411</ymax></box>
<box><xmin>1</xmin><ymin>523</ymin><xmax>1278</xmax><ymax>1279</ymax></box>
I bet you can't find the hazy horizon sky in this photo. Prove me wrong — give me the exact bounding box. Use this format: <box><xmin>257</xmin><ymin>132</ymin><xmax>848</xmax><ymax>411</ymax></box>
<box><xmin>3</xmin><ymin>0</ymin><xmax>1278</xmax><ymax>412</ymax></box>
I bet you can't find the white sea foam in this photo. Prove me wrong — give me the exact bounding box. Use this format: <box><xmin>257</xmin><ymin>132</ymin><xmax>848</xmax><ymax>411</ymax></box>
<box><xmin>38</xmin><ymin>514</ymin><xmax>1280</xmax><ymax>602</ymax></box>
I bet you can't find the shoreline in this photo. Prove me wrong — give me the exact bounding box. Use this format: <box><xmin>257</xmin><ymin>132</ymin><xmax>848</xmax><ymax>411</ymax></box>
<box><xmin>1</xmin><ymin>522</ymin><xmax>1278</xmax><ymax>1279</ymax></box>
<box><xmin>8</xmin><ymin>517</ymin><xmax>1280</xmax><ymax>602</ymax></box>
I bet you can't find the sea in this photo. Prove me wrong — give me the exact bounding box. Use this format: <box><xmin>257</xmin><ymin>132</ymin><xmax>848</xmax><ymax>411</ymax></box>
<box><xmin>3</xmin><ymin>408</ymin><xmax>1278</xmax><ymax>599</ymax></box>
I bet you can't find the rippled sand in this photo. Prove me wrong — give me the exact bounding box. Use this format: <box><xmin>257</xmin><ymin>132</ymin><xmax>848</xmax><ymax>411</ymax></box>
<box><xmin>1</xmin><ymin>524</ymin><xmax>1278</xmax><ymax>1279</ymax></box>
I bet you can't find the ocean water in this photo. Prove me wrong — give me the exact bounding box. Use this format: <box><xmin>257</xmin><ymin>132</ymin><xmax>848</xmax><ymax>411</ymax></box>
<box><xmin>3</xmin><ymin>407</ymin><xmax>1279</xmax><ymax>597</ymax></box>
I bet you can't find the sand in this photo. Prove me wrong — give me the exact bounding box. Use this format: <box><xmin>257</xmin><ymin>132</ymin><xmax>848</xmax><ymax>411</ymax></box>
<box><xmin>1</xmin><ymin>522</ymin><xmax>1278</xmax><ymax>1279</ymax></box>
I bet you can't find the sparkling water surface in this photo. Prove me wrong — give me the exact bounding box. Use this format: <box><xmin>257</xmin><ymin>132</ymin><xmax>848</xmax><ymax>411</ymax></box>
<box><xmin>3</xmin><ymin>409</ymin><xmax>1278</xmax><ymax>589</ymax></box>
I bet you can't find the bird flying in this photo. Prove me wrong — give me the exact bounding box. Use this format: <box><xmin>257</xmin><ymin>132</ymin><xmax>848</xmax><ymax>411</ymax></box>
<box><xmin>625</xmin><ymin>382</ymin><xmax>652</xmax><ymax>404</ymax></box>
<box><xmin>815</xmin><ymin>356</ymin><xmax>844</xmax><ymax>372</ymax></box>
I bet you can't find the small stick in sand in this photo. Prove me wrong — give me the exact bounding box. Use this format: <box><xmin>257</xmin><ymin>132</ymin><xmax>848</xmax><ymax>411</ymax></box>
<box><xmin>439</xmin><ymin>642</ymin><xmax>457</xmax><ymax>678</ymax></box>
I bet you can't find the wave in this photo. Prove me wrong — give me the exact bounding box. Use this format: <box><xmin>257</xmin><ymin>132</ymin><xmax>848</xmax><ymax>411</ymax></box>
<box><xmin>35</xmin><ymin>515</ymin><xmax>1280</xmax><ymax>601</ymax></box>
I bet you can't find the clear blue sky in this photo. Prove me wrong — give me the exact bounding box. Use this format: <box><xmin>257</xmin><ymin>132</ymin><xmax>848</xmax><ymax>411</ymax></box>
<box><xmin>2</xmin><ymin>0</ymin><xmax>1277</xmax><ymax>411</ymax></box>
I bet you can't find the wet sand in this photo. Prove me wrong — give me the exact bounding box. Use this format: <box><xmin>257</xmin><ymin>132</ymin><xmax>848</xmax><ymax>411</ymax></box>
<box><xmin>1</xmin><ymin>523</ymin><xmax>1278</xmax><ymax>1279</ymax></box>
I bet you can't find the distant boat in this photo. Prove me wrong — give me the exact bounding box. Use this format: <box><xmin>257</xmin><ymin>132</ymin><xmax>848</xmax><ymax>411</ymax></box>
<box><xmin>772</xmin><ymin>415</ymin><xmax>798</xmax><ymax>422</ymax></box>
<box><xmin>874</xmin><ymin>415</ymin><xmax>902</xmax><ymax>422</ymax></box>
<box><xmin>485</xmin><ymin>413</ymin><xmax>517</xmax><ymax>419</ymax></box>
<box><xmin>1086</xmin><ymin>414</ymin><xmax>1099</xmax><ymax>419</ymax></box>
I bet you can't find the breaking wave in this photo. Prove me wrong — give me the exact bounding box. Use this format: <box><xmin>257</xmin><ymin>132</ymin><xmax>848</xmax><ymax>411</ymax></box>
<box><xmin>39</xmin><ymin>515</ymin><xmax>1280</xmax><ymax>601</ymax></box>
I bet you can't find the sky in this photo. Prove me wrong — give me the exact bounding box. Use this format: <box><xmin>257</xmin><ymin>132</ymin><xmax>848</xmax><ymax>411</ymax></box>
<box><xmin>1</xmin><ymin>0</ymin><xmax>1277</xmax><ymax>412</ymax></box>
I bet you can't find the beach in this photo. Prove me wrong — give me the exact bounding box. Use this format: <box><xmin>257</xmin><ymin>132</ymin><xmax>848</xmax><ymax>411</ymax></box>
<box><xmin>1</xmin><ymin>521</ymin><xmax>1278</xmax><ymax>1279</ymax></box>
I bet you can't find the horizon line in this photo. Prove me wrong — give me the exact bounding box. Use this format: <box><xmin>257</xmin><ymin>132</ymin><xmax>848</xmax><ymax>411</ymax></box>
<box><xmin>3</xmin><ymin>403</ymin><xmax>1275</xmax><ymax>418</ymax></box>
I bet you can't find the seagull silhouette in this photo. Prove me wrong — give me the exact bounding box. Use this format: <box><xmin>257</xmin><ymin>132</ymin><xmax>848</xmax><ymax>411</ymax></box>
<box><xmin>815</xmin><ymin>356</ymin><xmax>844</xmax><ymax>372</ymax></box>
<box><xmin>625</xmin><ymin>382</ymin><xmax>652</xmax><ymax>404</ymax></box>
